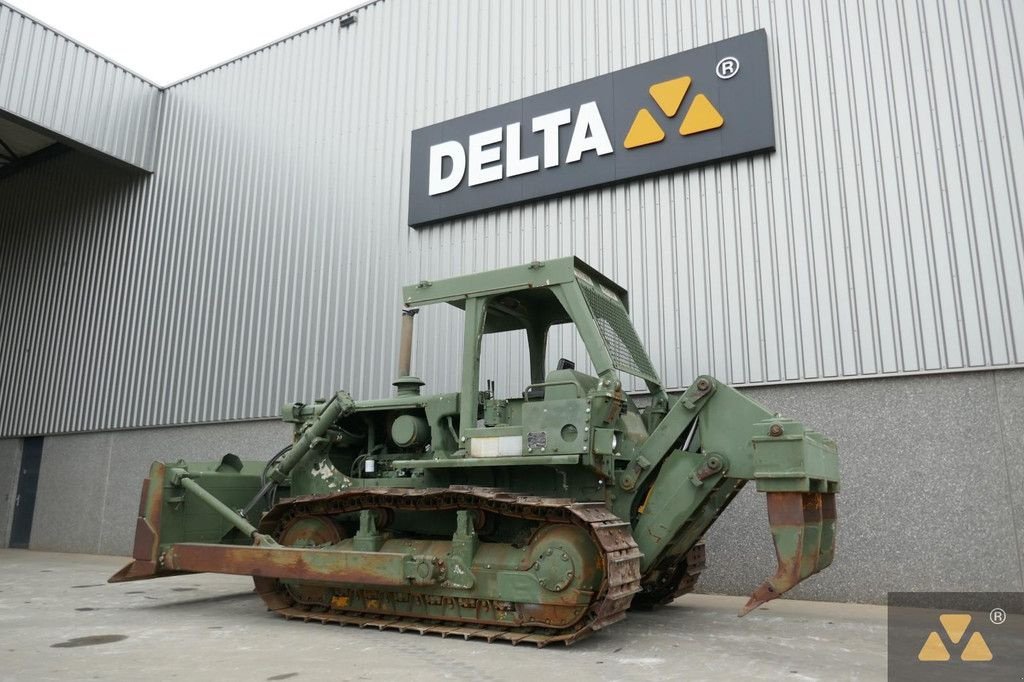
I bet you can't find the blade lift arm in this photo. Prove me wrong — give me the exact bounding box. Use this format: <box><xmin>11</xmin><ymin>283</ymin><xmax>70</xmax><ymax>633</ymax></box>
<box><xmin>241</xmin><ymin>390</ymin><xmax>356</xmax><ymax>516</ymax></box>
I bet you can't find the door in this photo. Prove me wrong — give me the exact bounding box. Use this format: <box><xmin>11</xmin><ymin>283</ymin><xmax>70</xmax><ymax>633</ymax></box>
<box><xmin>9</xmin><ymin>436</ymin><xmax>42</xmax><ymax>549</ymax></box>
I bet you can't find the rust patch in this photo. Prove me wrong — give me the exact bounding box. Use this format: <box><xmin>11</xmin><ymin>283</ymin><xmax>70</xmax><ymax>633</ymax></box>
<box><xmin>136</xmin><ymin>478</ymin><xmax>150</xmax><ymax>518</ymax></box>
<box><xmin>740</xmin><ymin>491</ymin><xmax>826</xmax><ymax>616</ymax></box>
<box><xmin>163</xmin><ymin>544</ymin><xmax>424</xmax><ymax>587</ymax></box>
<box><xmin>131</xmin><ymin>518</ymin><xmax>157</xmax><ymax>562</ymax></box>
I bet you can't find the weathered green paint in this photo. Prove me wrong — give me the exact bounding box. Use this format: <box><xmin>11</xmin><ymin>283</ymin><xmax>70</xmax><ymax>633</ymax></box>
<box><xmin>113</xmin><ymin>257</ymin><xmax>840</xmax><ymax>620</ymax></box>
<box><xmin>171</xmin><ymin>472</ymin><xmax>267</xmax><ymax>542</ymax></box>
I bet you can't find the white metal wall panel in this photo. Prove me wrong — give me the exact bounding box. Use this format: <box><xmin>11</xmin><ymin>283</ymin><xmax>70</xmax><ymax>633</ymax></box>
<box><xmin>0</xmin><ymin>0</ymin><xmax>1022</xmax><ymax>436</ymax></box>
<box><xmin>0</xmin><ymin>2</ymin><xmax>159</xmax><ymax>169</ymax></box>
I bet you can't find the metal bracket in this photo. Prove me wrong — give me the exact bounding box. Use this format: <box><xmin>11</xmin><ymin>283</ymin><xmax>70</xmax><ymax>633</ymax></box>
<box><xmin>444</xmin><ymin>510</ymin><xmax>479</xmax><ymax>589</ymax></box>
<box><xmin>353</xmin><ymin>509</ymin><xmax>387</xmax><ymax>552</ymax></box>
<box><xmin>403</xmin><ymin>555</ymin><xmax>445</xmax><ymax>585</ymax></box>
<box><xmin>689</xmin><ymin>453</ymin><xmax>727</xmax><ymax>487</ymax></box>
<box><xmin>680</xmin><ymin>376</ymin><xmax>715</xmax><ymax>410</ymax></box>
<box><xmin>620</xmin><ymin>455</ymin><xmax>651</xmax><ymax>491</ymax></box>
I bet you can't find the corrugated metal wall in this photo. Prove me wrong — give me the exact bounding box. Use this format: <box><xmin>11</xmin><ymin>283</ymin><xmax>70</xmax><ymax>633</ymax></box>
<box><xmin>1</xmin><ymin>0</ymin><xmax>1023</xmax><ymax>436</ymax></box>
<box><xmin>0</xmin><ymin>2</ymin><xmax>159</xmax><ymax>169</ymax></box>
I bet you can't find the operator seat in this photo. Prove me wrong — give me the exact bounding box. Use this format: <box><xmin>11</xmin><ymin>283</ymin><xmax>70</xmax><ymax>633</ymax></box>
<box><xmin>523</xmin><ymin>359</ymin><xmax>599</xmax><ymax>401</ymax></box>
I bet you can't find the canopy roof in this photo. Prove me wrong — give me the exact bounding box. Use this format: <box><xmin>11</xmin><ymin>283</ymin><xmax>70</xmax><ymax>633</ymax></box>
<box><xmin>402</xmin><ymin>257</ymin><xmax>630</xmax><ymax>334</ymax></box>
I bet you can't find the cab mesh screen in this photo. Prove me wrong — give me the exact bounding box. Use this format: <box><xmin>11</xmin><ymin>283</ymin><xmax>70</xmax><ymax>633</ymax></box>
<box><xmin>577</xmin><ymin>277</ymin><xmax>658</xmax><ymax>383</ymax></box>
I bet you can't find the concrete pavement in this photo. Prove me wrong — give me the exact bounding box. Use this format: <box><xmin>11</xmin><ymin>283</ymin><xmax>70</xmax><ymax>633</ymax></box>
<box><xmin>0</xmin><ymin>549</ymin><xmax>886</xmax><ymax>681</ymax></box>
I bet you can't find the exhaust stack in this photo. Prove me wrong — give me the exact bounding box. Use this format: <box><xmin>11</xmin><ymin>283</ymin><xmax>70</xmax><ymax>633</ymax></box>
<box><xmin>394</xmin><ymin>308</ymin><xmax>424</xmax><ymax>396</ymax></box>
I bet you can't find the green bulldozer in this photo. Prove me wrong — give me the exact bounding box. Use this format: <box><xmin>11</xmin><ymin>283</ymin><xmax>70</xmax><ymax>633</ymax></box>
<box><xmin>111</xmin><ymin>257</ymin><xmax>839</xmax><ymax>646</ymax></box>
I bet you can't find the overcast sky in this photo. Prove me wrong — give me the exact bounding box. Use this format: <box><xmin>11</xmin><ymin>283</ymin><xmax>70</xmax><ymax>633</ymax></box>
<box><xmin>9</xmin><ymin>0</ymin><xmax>365</xmax><ymax>86</ymax></box>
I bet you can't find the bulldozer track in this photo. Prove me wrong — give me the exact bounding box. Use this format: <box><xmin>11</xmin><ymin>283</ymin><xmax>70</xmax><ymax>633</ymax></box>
<box><xmin>253</xmin><ymin>486</ymin><xmax>643</xmax><ymax>647</ymax></box>
<box><xmin>631</xmin><ymin>542</ymin><xmax>706</xmax><ymax>609</ymax></box>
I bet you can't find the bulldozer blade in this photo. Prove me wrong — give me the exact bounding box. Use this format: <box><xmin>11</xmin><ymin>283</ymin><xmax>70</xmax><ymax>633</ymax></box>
<box><xmin>739</xmin><ymin>491</ymin><xmax>836</xmax><ymax>616</ymax></box>
<box><xmin>108</xmin><ymin>457</ymin><xmax>268</xmax><ymax>583</ymax></box>
<box><xmin>108</xmin><ymin>462</ymin><xmax>196</xmax><ymax>583</ymax></box>
<box><xmin>108</xmin><ymin>558</ymin><xmax>191</xmax><ymax>583</ymax></box>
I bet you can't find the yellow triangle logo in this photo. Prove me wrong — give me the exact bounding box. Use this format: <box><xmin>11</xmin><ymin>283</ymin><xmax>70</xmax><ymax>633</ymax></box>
<box><xmin>939</xmin><ymin>614</ymin><xmax>971</xmax><ymax>644</ymax></box>
<box><xmin>623</xmin><ymin>108</ymin><xmax>665</xmax><ymax>149</ymax></box>
<box><xmin>960</xmin><ymin>632</ymin><xmax>993</xmax><ymax>662</ymax></box>
<box><xmin>649</xmin><ymin>76</ymin><xmax>691</xmax><ymax>117</ymax></box>
<box><xmin>917</xmin><ymin>631</ymin><xmax>950</xmax><ymax>661</ymax></box>
<box><xmin>622</xmin><ymin>75</ymin><xmax>725</xmax><ymax>149</ymax></box>
<box><xmin>679</xmin><ymin>93</ymin><xmax>724</xmax><ymax>136</ymax></box>
<box><xmin>918</xmin><ymin>613</ymin><xmax>995</xmax><ymax>663</ymax></box>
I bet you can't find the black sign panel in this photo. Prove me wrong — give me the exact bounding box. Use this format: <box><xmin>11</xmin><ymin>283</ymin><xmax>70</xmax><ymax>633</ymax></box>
<box><xmin>408</xmin><ymin>29</ymin><xmax>775</xmax><ymax>226</ymax></box>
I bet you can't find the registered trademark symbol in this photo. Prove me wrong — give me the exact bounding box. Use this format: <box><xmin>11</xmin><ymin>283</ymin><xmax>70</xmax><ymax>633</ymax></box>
<box><xmin>716</xmin><ymin>56</ymin><xmax>740</xmax><ymax>79</ymax></box>
<box><xmin>990</xmin><ymin>607</ymin><xmax>1006</xmax><ymax>625</ymax></box>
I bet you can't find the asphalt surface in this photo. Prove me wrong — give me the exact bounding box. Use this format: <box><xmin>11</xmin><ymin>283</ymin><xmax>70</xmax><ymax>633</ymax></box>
<box><xmin>0</xmin><ymin>549</ymin><xmax>886</xmax><ymax>681</ymax></box>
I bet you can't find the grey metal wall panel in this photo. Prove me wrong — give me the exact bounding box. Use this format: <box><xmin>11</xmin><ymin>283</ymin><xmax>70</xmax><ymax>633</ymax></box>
<box><xmin>1</xmin><ymin>0</ymin><xmax>1023</xmax><ymax>436</ymax></box>
<box><xmin>0</xmin><ymin>2</ymin><xmax>159</xmax><ymax>169</ymax></box>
